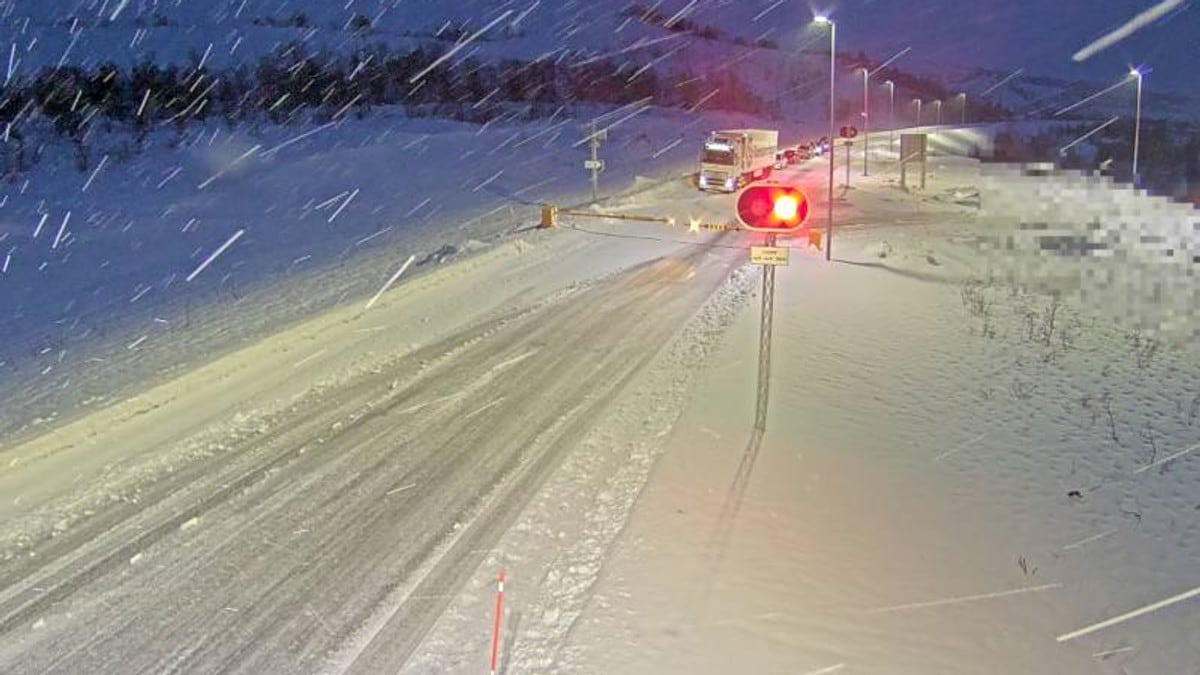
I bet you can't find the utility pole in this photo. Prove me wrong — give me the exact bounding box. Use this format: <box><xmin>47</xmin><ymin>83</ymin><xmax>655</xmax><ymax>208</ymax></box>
<box><xmin>845</xmin><ymin>140</ymin><xmax>851</xmax><ymax>187</ymax></box>
<box><xmin>862</xmin><ymin>68</ymin><xmax>869</xmax><ymax>176</ymax></box>
<box><xmin>1131</xmin><ymin>68</ymin><xmax>1143</xmax><ymax>182</ymax></box>
<box><xmin>884</xmin><ymin>80</ymin><xmax>895</xmax><ymax>154</ymax></box>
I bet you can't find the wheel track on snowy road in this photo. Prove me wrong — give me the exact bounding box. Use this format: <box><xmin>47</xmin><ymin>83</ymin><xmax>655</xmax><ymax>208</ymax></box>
<box><xmin>0</xmin><ymin>236</ymin><xmax>744</xmax><ymax>675</ymax></box>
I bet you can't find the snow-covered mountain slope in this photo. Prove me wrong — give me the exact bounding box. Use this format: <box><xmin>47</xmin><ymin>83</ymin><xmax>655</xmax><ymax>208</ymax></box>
<box><xmin>5</xmin><ymin>1</ymin><xmax>1195</xmax><ymax>116</ymax></box>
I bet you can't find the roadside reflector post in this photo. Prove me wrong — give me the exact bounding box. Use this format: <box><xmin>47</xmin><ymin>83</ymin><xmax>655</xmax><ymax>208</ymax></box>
<box><xmin>539</xmin><ymin>204</ymin><xmax>558</xmax><ymax>229</ymax></box>
<box><xmin>489</xmin><ymin>569</ymin><xmax>506</xmax><ymax>675</ymax></box>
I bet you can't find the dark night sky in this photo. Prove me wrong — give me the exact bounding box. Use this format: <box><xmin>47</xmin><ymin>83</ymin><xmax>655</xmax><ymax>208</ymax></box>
<box><xmin>703</xmin><ymin>0</ymin><xmax>1198</xmax><ymax>94</ymax></box>
<box><xmin>814</xmin><ymin>0</ymin><xmax>1197</xmax><ymax>92</ymax></box>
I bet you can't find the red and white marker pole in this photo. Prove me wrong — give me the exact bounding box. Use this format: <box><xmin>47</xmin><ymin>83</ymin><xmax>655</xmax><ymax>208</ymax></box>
<box><xmin>489</xmin><ymin>569</ymin><xmax>506</xmax><ymax>675</ymax></box>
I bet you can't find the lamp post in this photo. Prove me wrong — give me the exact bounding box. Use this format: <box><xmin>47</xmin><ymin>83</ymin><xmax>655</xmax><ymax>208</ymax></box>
<box><xmin>861</xmin><ymin>67</ymin><xmax>869</xmax><ymax>176</ymax></box>
<box><xmin>814</xmin><ymin>15</ymin><xmax>835</xmax><ymax>261</ymax></box>
<box><xmin>884</xmin><ymin>80</ymin><xmax>895</xmax><ymax>153</ymax></box>
<box><xmin>1130</xmin><ymin>68</ymin><xmax>1143</xmax><ymax>182</ymax></box>
<box><xmin>933</xmin><ymin>99</ymin><xmax>942</xmax><ymax>125</ymax></box>
<box><xmin>958</xmin><ymin>92</ymin><xmax>967</xmax><ymax>124</ymax></box>
<box><xmin>914</xmin><ymin>98</ymin><xmax>922</xmax><ymax>126</ymax></box>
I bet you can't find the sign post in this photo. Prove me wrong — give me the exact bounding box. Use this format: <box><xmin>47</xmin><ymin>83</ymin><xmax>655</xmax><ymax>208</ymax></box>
<box><xmin>754</xmin><ymin>233</ymin><xmax>777</xmax><ymax>432</ymax></box>
<box><xmin>899</xmin><ymin>133</ymin><xmax>928</xmax><ymax>190</ymax></box>
<box><xmin>586</xmin><ymin>122</ymin><xmax>607</xmax><ymax>203</ymax></box>
<box><xmin>735</xmin><ymin>185</ymin><xmax>809</xmax><ymax>431</ymax></box>
<box><xmin>839</xmin><ymin>126</ymin><xmax>858</xmax><ymax>189</ymax></box>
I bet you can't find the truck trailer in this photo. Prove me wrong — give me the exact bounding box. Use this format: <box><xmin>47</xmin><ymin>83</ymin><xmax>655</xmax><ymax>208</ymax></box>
<box><xmin>697</xmin><ymin>129</ymin><xmax>779</xmax><ymax>192</ymax></box>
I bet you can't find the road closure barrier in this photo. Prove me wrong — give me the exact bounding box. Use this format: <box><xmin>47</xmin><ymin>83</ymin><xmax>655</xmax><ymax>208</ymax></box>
<box><xmin>538</xmin><ymin>203</ymin><xmax>675</xmax><ymax>229</ymax></box>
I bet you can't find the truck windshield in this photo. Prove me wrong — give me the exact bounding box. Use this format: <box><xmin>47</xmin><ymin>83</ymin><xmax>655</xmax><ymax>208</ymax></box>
<box><xmin>701</xmin><ymin>149</ymin><xmax>734</xmax><ymax>165</ymax></box>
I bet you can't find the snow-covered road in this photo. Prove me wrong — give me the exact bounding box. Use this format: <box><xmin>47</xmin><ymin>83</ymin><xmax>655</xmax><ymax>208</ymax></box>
<box><xmin>0</xmin><ymin>155</ymin><xmax>790</xmax><ymax>672</ymax></box>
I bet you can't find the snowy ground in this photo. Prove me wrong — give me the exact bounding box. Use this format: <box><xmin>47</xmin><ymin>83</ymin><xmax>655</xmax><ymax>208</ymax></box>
<box><xmin>0</xmin><ymin>106</ymin><xmax>769</xmax><ymax>443</ymax></box>
<box><xmin>405</xmin><ymin>140</ymin><xmax>1200</xmax><ymax>674</ymax></box>
<box><xmin>1</xmin><ymin>114</ymin><xmax>1198</xmax><ymax>673</ymax></box>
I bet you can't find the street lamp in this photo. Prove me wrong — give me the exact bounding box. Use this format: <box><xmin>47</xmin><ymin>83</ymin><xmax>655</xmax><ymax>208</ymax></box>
<box><xmin>814</xmin><ymin>14</ymin><xmax>835</xmax><ymax>260</ymax></box>
<box><xmin>861</xmin><ymin>67</ymin><xmax>869</xmax><ymax>176</ymax></box>
<box><xmin>1130</xmin><ymin>68</ymin><xmax>1143</xmax><ymax>182</ymax></box>
<box><xmin>957</xmin><ymin>92</ymin><xmax>967</xmax><ymax>124</ymax></box>
<box><xmin>933</xmin><ymin>99</ymin><xmax>942</xmax><ymax>125</ymax></box>
<box><xmin>913</xmin><ymin>98</ymin><xmax>922</xmax><ymax>126</ymax></box>
<box><xmin>883</xmin><ymin>80</ymin><xmax>895</xmax><ymax>153</ymax></box>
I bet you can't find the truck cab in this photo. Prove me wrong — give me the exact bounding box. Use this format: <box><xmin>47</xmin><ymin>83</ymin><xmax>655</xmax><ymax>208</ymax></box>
<box><xmin>697</xmin><ymin>129</ymin><xmax>779</xmax><ymax>193</ymax></box>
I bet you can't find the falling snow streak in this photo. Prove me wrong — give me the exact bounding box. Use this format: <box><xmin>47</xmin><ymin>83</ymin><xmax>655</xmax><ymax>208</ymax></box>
<box><xmin>156</xmin><ymin>167</ymin><xmax>182</xmax><ymax>189</ymax></box>
<box><xmin>328</xmin><ymin>188</ymin><xmax>359</xmax><ymax>223</ymax></box>
<box><xmin>32</xmin><ymin>213</ymin><xmax>48</xmax><ymax>239</ymax></box>
<box><xmin>652</xmin><ymin>137</ymin><xmax>681</xmax><ymax>158</ymax></box>
<box><xmin>506</xmin><ymin>118</ymin><xmax>571</xmax><ymax>149</ymax></box>
<box><xmin>511</xmin><ymin>0</ymin><xmax>540</xmax><ymax>28</ymax></box>
<box><xmin>752</xmin><ymin>0</ymin><xmax>788</xmax><ymax>22</ymax></box>
<box><xmin>626</xmin><ymin>43</ymin><xmax>688</xmax><ymax>83</ymax></box>
<box><xmin>136</xmin><ymin>89</ymin><xmax>152</xmax><ymax>117</ymax></box>
<box><xmin>688</xmin><ymin>88</ymin><xmax>720</xmax><ymax>113</ymax></box>
<box><xmin>404</xmin><ymin>198</ymin><xmax>431</xmax><ymax>217</ymax></box>
<box><xmin>314</xmin><ymin>191</ymin><xmax>350</xmax><ymax>210</ymax></box>
<box><xmin>331</xmin><ymin>94</ymin><xmax>364</xmax><ymax>121</ymax></box>
<box><xmin>355</xmin><ymin>227</ymin><xmax>392</xmax><ymax>247</ymax></box>
<box><xmin>866</xmin><ymin>583</ymin><xmax>1062</xmax><ymax>613</ymax></box>
<box><xmin>408</xmin><ymin>11</ymin><xmax>514</xmax><ymax>85</ymax></box>
<box><xmin>186</xmin><ymin>229</ymin><xmax>244</xmax><ymax>282</ymax></box>
<box><xmin>51</xmin><ymin>212</ymin><xmax>70</xmax><ymax>249</ymax></box>
<box><xmin>5</xmin><ymin>43</ymin><xmax>16</xmax><ymax>85</ymax></box>
<box><xmin>801</xmin><ymin>665</ymin><xmax>845</xmax><ymax>675</ymax></box>
<box><xmin>473</xmin><ymin>170</ymin><xmax>504</xmax><ymax>192</ymax></box>
<box><xmin>662</xmin><ymin>0</ymin><xmax>698</xmax><ymax>29</ymax></box>
<box><xmin>572</xmin><ymin>103</ymin><xmax>652</xmax><ymax>148</ymax></box>
<box><xmin>1073</xmin><ymin>0</ymin><xmax>1188</xmax><ymax>61</ymax></box>
<box><xmin>570</xmin><ymin>33</ymin><xmax>684</xmax><ymax>68</ymax></box>
<box><xmin>197</xmin><ymin>145</ymin><xmax>261</xmax><ymax>189</ymax></box>
<box><xmin>260</xmin><ymin>121</ymin><xmax>338</xmax><ymax>158</ymax></box>
<box><xmin>108</xmin><ymin>0</ymin><xmax>131</xmax><ymax>21</ymax></box>
<box><xmin>980</xmin><ymin>68</ymin><xmax>1024</xmax><ymax>96</ymax></box>
<box><xmin>1057</xmin><ymin>585</ymin><xmax>1200</xmax><ymax>642</ymax></box>
<box><xmin>1133</xmin><ymin>441</ymin><xmax>1200</xmax><ymax>474</ymax></box>
<box><xmin>364</xmin><ymin>254</ymin><xmax>416</xmax><ymax>312</ymax></box>
<box><xmin>511</xmin><ymin>176</ymin><xmax>560</xmax><ymax>197</ymax></box>
<box><xmin>55</xmin><ymin>30</ymin><xmax>80</xmax><ymax>70</ymax></box>
<box><xmin>1053</xmin><ymin>78</ymin><xmax>1132</xmax><ymax>117</ymax></box>
<box><xmin>81</xmin><ymin>155</ymin><xmax>108</xmax><ymax>192</ymax></box>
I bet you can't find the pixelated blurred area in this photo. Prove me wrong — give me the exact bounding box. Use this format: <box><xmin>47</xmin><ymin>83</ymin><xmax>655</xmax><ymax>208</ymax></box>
<box><xmin>977</xmin><ymin>163</ymin><xmax>1199</xmax><ymax>341</ymax></box>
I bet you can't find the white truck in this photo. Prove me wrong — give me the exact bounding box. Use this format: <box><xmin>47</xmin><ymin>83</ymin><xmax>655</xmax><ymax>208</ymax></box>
<box><xmin>697</xmin><ymin>129</ymin><xmax>779</xmax><ymax>192</ymax></box>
